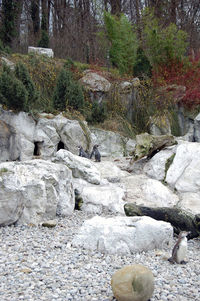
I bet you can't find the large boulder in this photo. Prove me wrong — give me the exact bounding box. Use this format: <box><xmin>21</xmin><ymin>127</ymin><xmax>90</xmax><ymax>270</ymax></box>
<box><xmin>97</xmin><ymin>160</ymin><xmax>129</xmax><ymax>182</ymax></box>
<box><xmin>35</xmin><ymin>114</ymin><xmax>89</xmax><ymax>157</ymax></box>
<box><xmin>0</xmin><ymin>109</ymin><xmax>91</xmax><ymax>161</ymax></box>
<box><xmin>166</xmin><ymin>142</ymin><xmax>200</xmax><ymax>214</ymax></box>
<box><xmin>0</xmin><ymin>108</ymin><xmax>35</xmax><ymax>160</ymax></box>
<box><xmin>72</xmin><ymin>215</ymin><xmax>173</xmax><ymax>255</ymax></box>
<box><xmin>90</xmin><ymin>127</ymin><xmax>136</xmax><ymax>157</ymax></box>
<box><xmin>0</xmin><ymin>120</ymin><xmax>21</xmax><ymax>162</ymax></box>
<box><xmin>121</xmin><ymin>175</ymin><xmax>179</xmax><ymax>208</ymax></box>
<box><xmin>143</xmin><ymin>147</ymin><xmax>177</xmax><ymax>181</ymax></box>
<box><xmin>80</xmin><ymin>184</ymin><xmax>126</xmax><ymax>214</ymax></box>
<box><xmin>54</xmin><ymin>149</ymin><xmax>101</xmax><ymax>185</ymax></box>
<box><xmin>111</xmin><ymin>265</ymin><xmax>154</xmax><ymax>301</ymax></box>
<box><xmin>0</xmin><ymin>160</ymin><xmax>74</xmax><ymax>225</ymax></box>
<box><xmin>79</xmin><ymin>70</ymin><xmax>111</xmax><ymax>92</ymax></box>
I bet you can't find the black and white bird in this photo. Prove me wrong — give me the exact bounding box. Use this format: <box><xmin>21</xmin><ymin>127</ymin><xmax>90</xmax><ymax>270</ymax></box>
<box><xmin>168</xmin><ymin>231</ymin><xmax>190</xmax><ymax>264</ymax></box>
<box><xmin>90</xmin><ymin>144</ymin><xmax>101</xmax><ymax>162</ymax></box>
<box><xmin>78</xmin><ymin>146</ymin><xmax>89</xmax><ymax>158</ymax></box>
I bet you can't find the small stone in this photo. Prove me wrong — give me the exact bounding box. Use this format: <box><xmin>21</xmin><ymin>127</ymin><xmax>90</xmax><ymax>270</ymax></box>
<box><xmin>20</xmin><ymin>268</ymin><xmax>32</xmax><ymax>274</ymax></box>
<box><xmin>42</xmin><ymin>220</ymin><xmax>57</xmax><ymax>228</ymax></box>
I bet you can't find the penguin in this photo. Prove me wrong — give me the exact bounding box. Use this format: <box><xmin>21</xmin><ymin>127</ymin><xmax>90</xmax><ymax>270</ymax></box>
<box><xmin>78</xmin><ymin>146</ymin><xmax>89</xmax><ymax>158</ymax></box>
<box><xmin>168</xmin><ymin>231</ymin><xmax>190</xmax><ymax>264</ymax></box>
<box><xmin>90</xmin><ymin>144</ymin><xmax>101</xmax><ymax>162</ymax></box>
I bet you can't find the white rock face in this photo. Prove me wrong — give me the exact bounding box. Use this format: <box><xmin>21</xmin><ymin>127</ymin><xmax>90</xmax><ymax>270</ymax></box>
<box><xmin>80</xmin><ymin>185</ymin><xmax>126</xmax><ymax>214</ymax></box>
<box><xmin>144</xmin><ymin>147</ymin><xmax>176</xmax><ymax>181</ymax></box>
<box><xmin>97</xmin><ymin>160</ymin><xmax>129</xmax><ymax>180</ymax></box>
<box><xmin>79</xmin><ymin>70</ymin><xmax>111</xmax><ymax>92</ymax></box>
<box><xmin>0</xmin><ymin>120</ymin><xmax>21</xmax><ymax>162</ymax></box>
<box><xmin>166</xmin><ymin>142</ymin><xmax>200</xmax><ymax>192</ymax></box>
<box><xmin>72</xmin><ymin>216</ymin><xmax>173</xmax><ymax>255</ymax></box>
<box><xmin>121</xmin><ymin>175</ymin><xmax>179</xmax><ymax>208</ymax></box>
<box><xmin>28</xmin><ymin>46</ymin><xmax>54</xmax><ymax>58</ymax></box>
<box><xmin>91</xmin><ymin>128</ymin><xmax>135</xmax><ymax>157</ymax></box>
<box><xmin>179</xmin><ymin>192</ymin><xmax>200</xmax><ymax>215</ymax></box>
<box><xmin>35</xmin><ymin>114</ymin><xmax>89</xmax><ymax>158</ymax></box>
<box><xmin>0</xmin><ymin>109</ymin><xmax>35</xmax><ymax>160</ymax></box>
<box><xmin>194</xmin><ymin>113</ymin><xmax>200</xmax><ymax>142</ymax></box>
<box><xmin>165</xmin><ymin>142</ymin><xmax>200</xmax><ymax>214</ymax></box>
<box><xmin>0</xmin><ymin>160</ymin><xmax>74</xmax><ymax>225</ymax></box>
<box><xmin>54</xmin><ymin>149</ymin><xmax>101</xmax><ymax>185</ymax></box>
<box><xmin>0</xmin><ymin>168</ymin><xmax>24</xmax><ymax>226</ymax></box>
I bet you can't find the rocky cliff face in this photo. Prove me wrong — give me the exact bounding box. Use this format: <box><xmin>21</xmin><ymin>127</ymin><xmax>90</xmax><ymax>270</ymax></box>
<box><xmin>0</xmin><ymin>108</ymin><xmax>136</xmax><ymax>162</ymax></box>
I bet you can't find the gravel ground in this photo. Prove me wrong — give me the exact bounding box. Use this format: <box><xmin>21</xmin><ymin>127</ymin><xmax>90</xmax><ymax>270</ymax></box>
<box><xmin>0</xmin><ymin>211</ymin><xmax>200</xmax><ymax>301</ymax></box>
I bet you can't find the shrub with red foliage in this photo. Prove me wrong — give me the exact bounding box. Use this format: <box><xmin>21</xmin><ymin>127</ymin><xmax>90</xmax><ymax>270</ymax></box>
<box><xmin>152</xmin><ymin>55</ymin><xmax>200</xmax><ymax>109</ymax></box>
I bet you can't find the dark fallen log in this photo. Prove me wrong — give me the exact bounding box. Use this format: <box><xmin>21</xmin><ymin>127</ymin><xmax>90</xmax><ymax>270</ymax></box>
<box><xmin>124</xmin><ymin>203</ymin><xmax>200</xmax><ymax>239</ymax></box>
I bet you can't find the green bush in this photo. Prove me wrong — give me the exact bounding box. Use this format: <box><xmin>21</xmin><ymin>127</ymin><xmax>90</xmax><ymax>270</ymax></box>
<box><xmin>53</xmin><ymin>68</ymin><xmax>84</xmax><ymax>111</ymax></box>
<box><xmin>133</xmin><ymin>47</ymin><xmax>152</xmax><ymax>79</ymax></box>
<box><xmin>15</xmin><ymin>62</ymin><xmax>39</xmax><ymax>111</ymax></box>
<box><xmin>0</xmin><ymin>67</ymin><xmax>28</xmax><ymax>111</ymax></box>
<box><xmin>87</xmin><ymin>101</ymin><xmax>107</xmax><ymax>124</ymax></box>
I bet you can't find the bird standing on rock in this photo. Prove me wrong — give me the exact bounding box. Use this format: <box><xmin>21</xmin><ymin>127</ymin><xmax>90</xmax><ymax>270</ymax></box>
<box><xmin>78</xmin><ymin>146</ymin><xmax>89</xmax><ymax>158</ymax></box>
<box><xmin>90</xmin><ymin>144</ymin><xmax>101</xmax><ymax>162</ymax></box>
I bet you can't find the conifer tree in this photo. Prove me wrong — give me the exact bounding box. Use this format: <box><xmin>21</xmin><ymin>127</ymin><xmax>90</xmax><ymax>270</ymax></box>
<box><xmin>0</xmin><ymin>0</ymin><xmax>17</xmax><ymax>47</ymax></box>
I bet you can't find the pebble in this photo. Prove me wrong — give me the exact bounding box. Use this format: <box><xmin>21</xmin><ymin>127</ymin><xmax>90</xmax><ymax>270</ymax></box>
<box><xmin>0</xmin><ymin>211</ymin><xmax>200</xmax><ymax>301</ymax></box>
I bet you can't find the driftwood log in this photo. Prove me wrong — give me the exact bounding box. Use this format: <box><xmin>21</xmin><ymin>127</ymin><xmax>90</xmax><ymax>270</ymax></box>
<box><xmin>124</xmin><ymin>203</ymin><xmax>200</xmax><ymax>239</ymax></box>
<box><xmin>131</xmin><ymin>133</ymin><xmax>177</xmax><ymax>161</ymax></box>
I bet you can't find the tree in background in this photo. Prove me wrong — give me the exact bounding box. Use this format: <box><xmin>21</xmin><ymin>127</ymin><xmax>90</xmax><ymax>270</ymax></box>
<box><xmin>0</xmin><ymin>0</ymin><xmax>17</xmax><ymax>47</ymax></box>
<box><xmin>104</xmin><ymin>11</ymin><xmax>138</xmax><ymax>74</ymax></box>
<box><xmin>37</xmin><ymin>2</ymin><xmax>49</xmax><ymax>48</ymax></box>
<box><xmin>142</xmin><ymin>9</ymin><xmax>188</xmax><ymax>68</ymax></box>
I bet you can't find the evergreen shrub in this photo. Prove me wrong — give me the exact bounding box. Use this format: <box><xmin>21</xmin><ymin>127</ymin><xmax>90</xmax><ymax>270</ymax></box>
<box><xmin>0</xmin><ymin>66</ymin><xmax>28</xmax><ymax>111</ymax></box>
<box><xmin>87</xmin><ymin>101</ymin><xmax>108</xmax><ymax>124</ymax></box>
<box><xmin>53</xmin><ymin>68</ymin><xmax>84</xmax><ymax>111</ymax></box>
<box><xmin>133</xmin><ymin>47</ymin><xmax>152</xmax><ymax>79</ymax></box>
<box><xmin>15</xmin><ymin>62</ymin><xmax>39</xmax><ymax>110</ymax></box>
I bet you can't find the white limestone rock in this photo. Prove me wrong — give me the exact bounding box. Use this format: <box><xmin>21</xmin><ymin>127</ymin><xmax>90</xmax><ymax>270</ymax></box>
<box><xmin>28</xmin><ymin>46</ymin><xmax>54</xmax><ymax>58</ymax></box>
<box><xmin>144</xmin><ymin>147</ymin><xmax>176</xmax><ymax>181</ymax></box>
<box><xmin>0</xmin><ymin>160</ymin><xmax>74</xmax><ymax>225</ymax></box>
<box><xmin>121</xmin><ymin>174</ymin><xmax>179</xmax><ymax>208</ymax></box>
<box><xmin>35</xmin><ymin>114</ymin><xmax>89</xmax><ymax>157</ymax></box>
<box><xmin>0</xmin><ymin>120</ymin><xmax>21</xmax><ymax>162</ymax></box>
<box><xmin>0</xmin><ymin>109</ymin><xmax>36</xmax><ymax>160</ymax></box>
<box><xmin>80</xmin><ymin>185</ymin><xmax>126</xmax><ymax>214</ymax></box>
<box><xmin>97</xmin><ymin>160</ymin><xmax>129</xmax><ymax>181</ymax></box>
<box><xmin>79</xmin><ymin>70</ymin><xmax>111</xmax><ymax>92</ymax></box>
<box><xmin>72</xmin><ymin>216</ymin><xmax>173</xmax><ymax>255</ymax></box>
<box><xmin>90</xmin><ymin>128</ymin><xmax>129</xmax><ymax>157</ymax></box>
<box><xmin>54</xmin><ymin>149</ymin><xmax>101</xmax><ymax>185</ymax></box>
<box><xmin>166</xmin><ymin>142</ymin><xmax>200</xmax><ymax>192</ymax></box>
<box><xmin>178</xmin><ymin>192</ymin><xmax>200</xmax><ymax>215</ymax></box>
